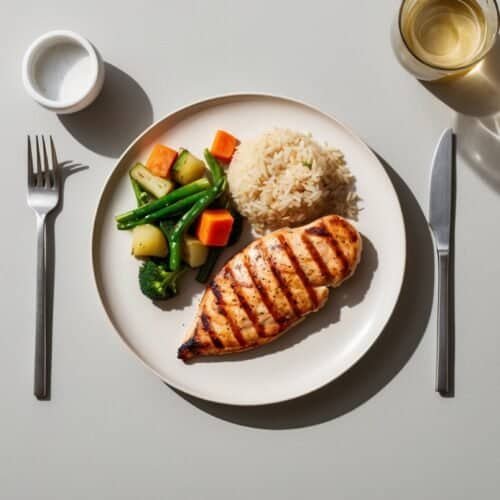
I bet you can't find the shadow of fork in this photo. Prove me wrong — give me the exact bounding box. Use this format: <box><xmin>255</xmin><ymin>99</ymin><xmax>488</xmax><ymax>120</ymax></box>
<box><xmin>42</xmin><ymin>161</ymin><xmax>88</xmax><ymax>400</ymax></box>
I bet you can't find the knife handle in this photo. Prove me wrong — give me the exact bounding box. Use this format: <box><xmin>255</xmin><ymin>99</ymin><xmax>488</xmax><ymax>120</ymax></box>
<box><xmin>436</xmin><ymin>250</ymin><xmax>452</xmax><ymax>395</ymax></box>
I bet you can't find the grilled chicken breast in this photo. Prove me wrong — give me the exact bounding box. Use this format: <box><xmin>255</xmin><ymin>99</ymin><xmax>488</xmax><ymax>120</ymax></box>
<box><xmin>178</xmin><ymin>215</ymin><xmax>362</xmax><ymax>361</ymax></box>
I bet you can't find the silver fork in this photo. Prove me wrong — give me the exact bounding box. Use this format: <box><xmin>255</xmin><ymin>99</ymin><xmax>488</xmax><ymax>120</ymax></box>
<box><xmin>27</xmin><ymin>136</ymin><xmax>60</xmax><ymax>400</ymax></box>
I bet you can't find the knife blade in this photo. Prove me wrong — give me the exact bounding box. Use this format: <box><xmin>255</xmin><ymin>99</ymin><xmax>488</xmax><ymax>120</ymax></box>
<box><xmin>429</xmin><ymin>128</ymin><xmax>455</xmax><ymax>396</ymax></box>
<box><xmin>429</xmin><ymin>129</ymin><xmax>454</xmax><ymax>252</ymax></box>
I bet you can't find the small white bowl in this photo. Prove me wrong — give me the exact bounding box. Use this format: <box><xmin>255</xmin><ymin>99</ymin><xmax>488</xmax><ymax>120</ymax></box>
<box><xmin>22</xmin><ymin>30</ymin><xmax>105</xmax><ymax>114</ymax></box>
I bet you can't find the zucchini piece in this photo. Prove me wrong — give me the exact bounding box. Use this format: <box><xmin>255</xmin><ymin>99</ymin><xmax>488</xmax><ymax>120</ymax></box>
<box><xmin>181</xmin><ymin>235</ymin><xmax>209</xmax><ymax>268</ymax></box>
<box><xmin>130</xmin><ymin>163</ymin><xmax>175</xmax><ymax>199</ymax></box>
<box><xmin>172</xmin><ymin>150</ymin><xmax>207</xmax><ymax>185</ymax></box>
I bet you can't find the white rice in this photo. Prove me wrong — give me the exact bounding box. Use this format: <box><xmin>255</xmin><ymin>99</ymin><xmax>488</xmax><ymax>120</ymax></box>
<box><xmin>227</xmin><ymin>128</ymin><xmax>359</xmax><ymax>233</ymax></box>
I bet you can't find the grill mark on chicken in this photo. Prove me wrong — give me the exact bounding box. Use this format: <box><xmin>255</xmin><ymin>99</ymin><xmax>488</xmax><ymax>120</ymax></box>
<box><xmin>200</xmin><ymin>311</ymin><xmax>224</xmax><ymax>348</ymax></box>
<box><xmin>300</xmin><ymin>233</ymin><xmax>333</xmax><ymax>281</ymax></box>
<box><xmin>243</xmin><ymin>251</ymin><xmax>287</xmax><ymax>325</ymax></box>
<box><xmin>317</xmin><ymin>221</ymin><xmax>349</xmax><ymax>277</ymax></box>
<box><xmin>336</xmin><ymin>217</ymin><xmax>359</xmax><ymax>243</ymax></box>
<box><xmin>306</xmin><ymin>222</ymin><xmax>350</xmax><ymax>279</ymax></box>
<box><xmin>178</xmin><ymin>337</ymin><xmax>202</xmax><ymax>360</ymax></box>
<box><xmin>209</xmin><ymin>280</ymin><xmax>245</xmax><ymax>346</ymax></box>
<box><xmin>258</xmin><ymin>241</ymin><xmax>301</xmax><ymax>318</ymax></box>
<box><xmin>305</xmin><ymin>225</ymin><xmax>330</xmax><ymax>238</ymax></box>
<box><xmin>277</xmin><ymin>234</ymin><xmax>319</xmax><ymax>309</ymax></box>
<box><xmin>225</xmin><ymin>267</ymin><xmax>266</xmax><ymax>338</ymax></box>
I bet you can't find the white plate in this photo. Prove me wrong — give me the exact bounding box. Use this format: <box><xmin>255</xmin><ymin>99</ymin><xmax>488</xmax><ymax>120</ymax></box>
<box><xmin>92</xmin><ymin>94</ymin><xmax>406</xmax><ymax>406</ymax></box>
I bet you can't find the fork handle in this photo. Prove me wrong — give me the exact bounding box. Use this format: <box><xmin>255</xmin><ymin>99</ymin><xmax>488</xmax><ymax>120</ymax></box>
<box><xmin>34</xmin><ymin>213</ymin><xmax>49</xmax><ymax>399</ymax></box>
<box><xmin>436</xmin><ymin>250</ymin><xmax>451</xmax><ymax>395</ymax></box>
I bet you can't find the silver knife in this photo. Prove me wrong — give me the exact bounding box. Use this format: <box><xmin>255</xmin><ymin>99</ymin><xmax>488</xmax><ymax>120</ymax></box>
<box><xmin>429</xmin><ymin>128</ymin><xmax>455</xmax><ymax>396</ymax></box>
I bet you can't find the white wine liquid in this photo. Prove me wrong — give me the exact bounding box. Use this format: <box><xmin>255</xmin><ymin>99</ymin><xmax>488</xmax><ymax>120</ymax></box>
<box><xmin>402</xmin><ymin>0</ymin><xmax>487</xmax><ymax>69</ymax></box>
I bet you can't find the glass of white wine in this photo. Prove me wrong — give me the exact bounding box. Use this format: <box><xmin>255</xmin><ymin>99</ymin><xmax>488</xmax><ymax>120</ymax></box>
<box><xmin>392</xmin><ymin>0</ymin><xmax>499</xmax><ymax>81</ymax></box>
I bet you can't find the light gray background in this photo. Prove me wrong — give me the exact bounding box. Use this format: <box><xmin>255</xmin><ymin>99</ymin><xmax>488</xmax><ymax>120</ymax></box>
<box><xmin>1</xmin><ymin>1</ymin><xmax>499</xmax><ymax>499</ymax></box>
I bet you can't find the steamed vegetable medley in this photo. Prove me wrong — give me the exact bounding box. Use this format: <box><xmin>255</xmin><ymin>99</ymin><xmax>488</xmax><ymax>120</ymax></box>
<box><xmin>115</xmin><ymin>130</ymin><xmax>242</xmax><ymax>301</ymax></box>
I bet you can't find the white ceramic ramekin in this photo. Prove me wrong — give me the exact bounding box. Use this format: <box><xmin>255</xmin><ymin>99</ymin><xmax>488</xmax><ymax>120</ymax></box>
<box><xmin>22</xmin><ymin>30</ymin><xmax>105</xmax><ymax>114</ymax></box>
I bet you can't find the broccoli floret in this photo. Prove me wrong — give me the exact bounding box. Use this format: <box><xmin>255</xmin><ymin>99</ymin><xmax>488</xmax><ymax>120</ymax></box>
<box><xmin>139</xmin><ymin>260</ymin><xmax>186</xmax><ymax>301</ymax></box>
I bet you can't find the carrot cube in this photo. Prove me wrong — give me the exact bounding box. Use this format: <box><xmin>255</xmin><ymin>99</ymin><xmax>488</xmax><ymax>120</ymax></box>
<box><xmin>146</xmin><ymin>144</ymin><xmax>178</xmax><ymax>178</ymax></box>
<box><xmin>196</xmin><ymin>209</ymin><xmax>234</xmax><ymax>247</ymax></box>
<box><xmin>210</xmin><ymin>130</ymin><xmax>239</xmax><ymax>162</ymax></box>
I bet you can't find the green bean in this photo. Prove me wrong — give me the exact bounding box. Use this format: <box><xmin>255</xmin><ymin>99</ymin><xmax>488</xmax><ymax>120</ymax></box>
<box><xmin>159</xmin><ymin>220</ymin><xmax>176</xmax><ymax>240</ymax></box>
<box><xmin>117</xmin><ymin>191</ymin><xmax>208</xmax><ymax>230</ymax></box>
<box><xmin>130</xmin><ymin>177</ymin><xmax>150</xmax><ymax>207</ymax></box>
<box><xmin>228</xmin><ymin>210</ymin><xmax>243</xmax><ymax>246</ymax></box>
<box><xmin>203</xmin><ymin>149</ymin><xmax>224</xmax><ymax>184</ymax></box>
<box><xmin>115</xmin><ymin>178</ymin><xmax>210</xmax><ymax>224</ymax></box>
<box><xmin>168</xmin><ymin>178</ymin><xmax>226</xmax><ymax>271</ymax></box>
<box><xmin>195</xmin><ymin>247</ymin><xmax>224</xmax><ymax>284</ymax></box>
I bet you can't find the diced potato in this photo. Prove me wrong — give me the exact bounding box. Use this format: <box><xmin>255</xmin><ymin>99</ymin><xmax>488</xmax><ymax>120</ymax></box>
<box><xmin>172</xmin><ymin>150</ymin><xmax>207</xmax><ymax>185</ymax></box>
<box><xmin>182</xmin><ymin>235</ymin><xmax>208</xmax><ymax>268</ymax></box>
<box><xmin>132</xmin><ymin>224</ymin><xmax>168</xmax><ymax>258</ymax></box>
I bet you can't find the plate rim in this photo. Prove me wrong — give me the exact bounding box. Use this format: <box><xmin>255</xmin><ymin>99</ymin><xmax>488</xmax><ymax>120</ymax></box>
<box><xmin>91</xmin><ymin>92</ymin><xmax>407</xmax><ymax>406</ymax></box>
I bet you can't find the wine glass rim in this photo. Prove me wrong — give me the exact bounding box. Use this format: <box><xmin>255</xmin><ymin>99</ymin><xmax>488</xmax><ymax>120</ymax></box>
<box><xmin>398</xmin><ymin>0</ymin><xmax>500</xmax><ymax>72</ymax></box>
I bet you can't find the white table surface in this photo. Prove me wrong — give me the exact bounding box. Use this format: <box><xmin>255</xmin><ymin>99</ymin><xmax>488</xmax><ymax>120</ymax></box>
<box><xmin>2</xmin><ymin>1</ymin><xmax>500</xmax><ymax>499</ymax></box>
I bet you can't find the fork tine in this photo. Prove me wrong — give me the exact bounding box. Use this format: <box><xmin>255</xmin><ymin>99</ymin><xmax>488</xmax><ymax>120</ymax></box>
<box><xmin>35</xmin><ymin>136</ymin><xmax>42</xmax><ymax>186</ymax></box>
<box><xmin>41</xmin><ymin>136</ymin><xmax>51</xmax><ymax>188</ymax></box>
<box><xmin>27</xmin><ymin>136</ymin><xmax>34</xmax><ymax>186</ymax></box>
<box><xmin>49</xmin><ymin>136</ymin><xmax>58</xmax><ymax>188</ymax></box>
